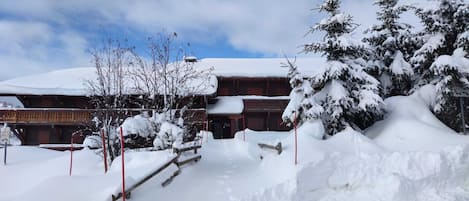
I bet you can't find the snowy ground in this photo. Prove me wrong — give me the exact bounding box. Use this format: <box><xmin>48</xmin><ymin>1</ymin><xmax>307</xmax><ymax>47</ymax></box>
<box><xmin>2</xmin><ymin>86</ymin><xmax>469</xmax><ymax>201</ymax></box>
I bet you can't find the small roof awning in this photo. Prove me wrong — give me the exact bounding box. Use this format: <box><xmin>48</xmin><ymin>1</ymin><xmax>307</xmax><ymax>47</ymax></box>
<box><xmin>207</xmin><ymin>96</ymin><xmax>244</xmax><ymax>115</ymax></box>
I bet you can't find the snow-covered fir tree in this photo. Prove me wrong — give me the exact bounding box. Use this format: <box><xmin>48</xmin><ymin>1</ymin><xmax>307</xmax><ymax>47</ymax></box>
<box><xmin>363</xmin><ymin>0</ymin><xmax>416</xmax><ymax>97</ymax></box>
<box><xmin>282</xmin><ymin>58</ymin><xmax>322</xmax><ymax>127</ymax></box>
<box><xmin>412</xmin><ymin>0</ymin><xmax>468</xmax><ymax>84</ymax></box>
<box><xmin>411</xmin><ymin>0</ymin><xmax>468</xmax><ymax>131</ymax></box>
<box><xmin>285</xmin><ymin>0</ymin><xmax>384</xmax><ymax>135</ymax></box>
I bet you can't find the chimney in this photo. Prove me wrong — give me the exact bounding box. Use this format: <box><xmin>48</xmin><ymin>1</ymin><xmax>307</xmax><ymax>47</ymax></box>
<box><xmin>184</xmin><ymin>56</ymin><xmax>197</xmax><ymax>63</ymax></box>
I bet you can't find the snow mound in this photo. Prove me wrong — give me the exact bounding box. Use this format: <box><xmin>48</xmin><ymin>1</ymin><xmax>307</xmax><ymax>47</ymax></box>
<box><xmin>366</xmin><ymin>85</ymin><xmax>469</xmax><ymax>151</ymax></box>
<box><xmin>121</xmin><ymin>114</ymin><xmax>156</xmax><ymax>138</ymax></box>
<box><xmin>82</xmin><ymin>135</ymin><xmax>102</xmax><ymax>149</ymax></box>
<box><xmin>294</xmin><ymin>144</ymin><xmax>469</xmax><ymax>201</ymax></box>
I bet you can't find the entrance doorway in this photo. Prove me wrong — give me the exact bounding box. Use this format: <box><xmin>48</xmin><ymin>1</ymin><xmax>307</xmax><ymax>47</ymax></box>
<box><xmin>210</xmin><ymin>118</ymin><xmax>232</xmax><ymax>139</ymax></box>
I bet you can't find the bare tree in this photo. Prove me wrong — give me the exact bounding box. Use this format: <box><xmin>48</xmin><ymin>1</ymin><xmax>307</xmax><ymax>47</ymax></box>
<box><xmin>130</xmin><ymin>32</ymin><xmax>213</xmax><ymax>123</ymax></box>
<box><xmin>86</xmin><ymin>38</ymin><xmax>134</xmax><ymax>161</ymax></box>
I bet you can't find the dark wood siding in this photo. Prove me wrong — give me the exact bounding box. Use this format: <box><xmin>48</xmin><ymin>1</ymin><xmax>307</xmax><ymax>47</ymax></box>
<box><xmin>245</xmin><ymin>112</ymin><xmax>266</xmax><ymax>131</ymax></box>
<box><xmin>18</xmin><ymin>95</ymin><xmax>92</xmax><ymax>108</ymax></box>
<box><xmin>218</xmin><ymin>80</ymin><xmax>235</xmax><ymax>96</ymax></box>
<box><xmin>245</xmin><ymin>112</ymin><xmax>289</xmax><ymax>131</ymax></box>
<box><xmin>238</xmin><ymin>80</ymin><xmax>266</xmax><ymax>95</ymax></box>
<box><xmin>268</xmin><ymin>112</ymin><xmax>290</xmax><ymax>131</ymax></box>
<box><xmin>217</xmin><ymin>77</ymin><xmax>291</xmax><ymax>96</ymax></box>
<box><xmin>243</xmin><ymin>99</ymin><xmax>289</xmax><ymax>112</ymax></box>
<box><xmin>269</xmin><ymin>80</ymin><xmax>291</xmax><ymax>96</ymax></box>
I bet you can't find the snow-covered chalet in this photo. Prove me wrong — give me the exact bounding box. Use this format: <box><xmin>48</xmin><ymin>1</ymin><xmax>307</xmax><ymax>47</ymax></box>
<box><xmin>0</xmin><ymin>58</ymin><xmax>324</xmax><ymax>145</ymax></box>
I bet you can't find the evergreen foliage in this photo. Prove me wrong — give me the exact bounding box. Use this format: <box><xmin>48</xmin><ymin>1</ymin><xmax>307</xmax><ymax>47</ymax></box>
<box><xmin>285</xmin><ymin>0</ymin><xmax>385</xmax><ymax>135</ymax></box>
<box><xmin>410</xmin><ymin>0</ymin><xmax>469</xmax><ymax>131</ymax></box>
<box><xmin>364</xmin><ymin>0</ymin><xmax>417</xmax><ymax>96</ymax></box>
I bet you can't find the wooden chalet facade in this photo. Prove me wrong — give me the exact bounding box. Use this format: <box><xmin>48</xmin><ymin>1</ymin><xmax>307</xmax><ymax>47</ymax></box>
<box><xmin>208</xmin><ymin>77</ymin><xmax>290</xmax><ymax>139</ymax></box>
<box><xmin>0</xmin><ymin>95</ymin><xmax>208</xmax><ymax>145</ymax></box>
<box><xmin>0</xmin><ymin>58</ymin><xmax>325</xmax><ymax>145</ymax></box>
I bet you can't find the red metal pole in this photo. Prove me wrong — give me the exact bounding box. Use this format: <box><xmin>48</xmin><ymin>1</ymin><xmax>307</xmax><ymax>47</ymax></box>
<box><xmin>119</xmin><ymin>126</ymin><xmax>126</xmax><ymax>201</ymax></box>
<box><xmin>101</xmin><ymin>129</ymin><xmax>108</xmax><ymax>173</ymax></box>
<box><xmin>294</xmin><ymin>112</ymin><xmax>298</xmax><ymax>165</ymax></box>
<box><xmin>69</xmin><ymin>135</ymin><xmax>73</xmax><ymax>176</ymax></box>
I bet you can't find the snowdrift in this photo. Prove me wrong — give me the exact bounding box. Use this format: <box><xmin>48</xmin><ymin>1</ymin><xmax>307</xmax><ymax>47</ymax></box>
<box><xmin>366</xmin><ymin>84</ymin><xmax>469</xmax><ymax>151</ymax></box>
<box><xmin>244</xmin><ymin>85</ymin><xmax>469</xmax><ymax>201</ymax></box>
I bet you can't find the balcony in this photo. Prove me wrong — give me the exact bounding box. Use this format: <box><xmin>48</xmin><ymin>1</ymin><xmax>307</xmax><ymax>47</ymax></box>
<box><xmin>0</xmin><ymin>109</ymin><xmax>92</xmax><ymax>125</ymax></box>
<box><xmin>0</xmin><ymin>108</ymin><xmax>207</xmax><ymax>125</ymax></box>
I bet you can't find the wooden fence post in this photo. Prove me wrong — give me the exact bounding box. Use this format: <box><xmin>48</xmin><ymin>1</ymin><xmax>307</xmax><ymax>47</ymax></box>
<box><xmin>69</xmin><ymin>135</ymin><xmax>73</xmax><ymax>176</ymax></box>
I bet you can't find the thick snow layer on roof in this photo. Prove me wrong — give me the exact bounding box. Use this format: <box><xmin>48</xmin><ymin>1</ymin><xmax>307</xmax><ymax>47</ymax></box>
<box><xmin>207</xmin><ymin>96</ymin><xmax>244</xmax><ymax>114</ymax></box>
<box><xmin>0</xmin><ymin>57</ymin><xmax>325</xmax><ymax>96</ymax></box>
<box><xmin>0</xmin><ymin>67</ymin><xmax>93</xmax><ymax>95</ymax></box>
<box><xmin>207</xmin><ymin>95</ymin><xmax>289</xmax><ymax>115</ymax></box>
<box><xmin>0</xmin><ymin>67</ymin><xmax>217</xmax><ymax>96</ymax></box>
<box><xmin>194</xmin><ymin>57</ymin><xmax>325</xmax><ymax>77</ymax></box>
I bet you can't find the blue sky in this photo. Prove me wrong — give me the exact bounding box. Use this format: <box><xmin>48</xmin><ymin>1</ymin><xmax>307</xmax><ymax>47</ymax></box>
<box><xmin>0</xmin><ymin>0</ymin><xmax>422</xmax><ymax>80</ymax></box>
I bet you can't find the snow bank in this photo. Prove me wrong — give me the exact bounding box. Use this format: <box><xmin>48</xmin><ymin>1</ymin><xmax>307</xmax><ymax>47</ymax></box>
<box><xmin>294</xmin><ymin>145</ymin><xmax>469</xmax><ymax>201</ymax></box>
<box><xmin>244</xmin><ymin>86</ymin><xmax>469</xmax><ymax>201</ymax></box>
<box><xmin>366</xmin><ymin>84</ymin><xmax>469</xmax><ymax>151</ymax></box>
<box><xmin>0</xmin><ymin>148</ymin><xmax>104</xmax><ymax>201</ymax></box>
<box><xmin>245</xmin><ymin>127</ymin><xmax>469</xmax><ymax>201</ymax></box>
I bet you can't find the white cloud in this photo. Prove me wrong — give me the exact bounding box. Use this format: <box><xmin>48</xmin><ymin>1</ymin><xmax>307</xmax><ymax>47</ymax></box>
<box><xmin>0</xmin><ymin>20</ymin><xmax>90</xmax><ymax>80</ymax></box>
<box><xmin>0</xmin><ymin>0</ymin><xmax>426</xmax><ymax>80</ymax></box>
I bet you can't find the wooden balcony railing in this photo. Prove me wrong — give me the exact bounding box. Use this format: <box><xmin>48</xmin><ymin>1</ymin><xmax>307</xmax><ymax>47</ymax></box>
<box><xmin>0</xmin><ymin>108</ymin><xmax>207</xmax><ymax>125</ymax></box>
<box><xmin>0</xmin><ymin>109</ymin><xmax>92</xmax><ymax>125</ymax></box>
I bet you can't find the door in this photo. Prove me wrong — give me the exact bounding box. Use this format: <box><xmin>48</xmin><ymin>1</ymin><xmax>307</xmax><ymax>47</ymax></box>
<box><xmin>210</xmin><ymin>118</ymin><xmax>232</xmax><ymax>139</ymax></box>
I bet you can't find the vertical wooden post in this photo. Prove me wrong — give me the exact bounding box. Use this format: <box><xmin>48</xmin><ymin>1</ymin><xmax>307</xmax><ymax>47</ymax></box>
<box><xmin>460</xmin><ymin>97</ymin><xmax>466</xmax><ymax>135</ymax></box>
<box><xmin>69</xmin><ymin>135</ymin><xmax>73</xmax><ymax>176</ymax></box>
<box><xmin>3</xmin><ymin>142</ymin><xmax>7</xmax><ymax>165</ymax></box>
<box><xmin>119</xmin><ymin>126</ymin><xmax>126</xmax><ymax>201</ymax></box>
<box><xmin>101</xmin><ymin>129</ymin><xmax>108</xmax><ymax>173</ymax></box>
<box><xmin>294</xmin><ymin>112</ymin><xmax>298</xmax><ymax>165</ymax></box>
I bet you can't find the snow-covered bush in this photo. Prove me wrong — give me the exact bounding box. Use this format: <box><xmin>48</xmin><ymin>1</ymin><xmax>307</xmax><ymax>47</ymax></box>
<box><xmin>83</xmin><ymin>135</ymin><xmax>102</xmax><ymax>149</ymax></box>
<box><xmin>154</xmin><ymin>122</ymin><xmax>184</xmax><ymax>149</ymax></box>
<box><xmin>0</xmin><ymin>124</ymin><xmax>21</xmax><ymax>145</ymax></box>
<box><xmin>118</xmin><ymin>111</ymin><xmax>186</xmax><ymax>149</ymax></box>
<box><xmin>121</xmin><ymin>113</ymin><xmax>157</xmax><ymax>139</ymax></box>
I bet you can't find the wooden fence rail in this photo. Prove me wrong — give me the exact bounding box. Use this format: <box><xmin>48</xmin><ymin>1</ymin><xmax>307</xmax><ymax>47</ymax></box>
<box><xmin>258</xmin><ymin>142</ymin><xmax>282</xmax><ymax>155</ymax></box>
<box><xmin>111</xmin><ymin>142</ymin><xmax>203</xmax><ymax>201</ymax></box>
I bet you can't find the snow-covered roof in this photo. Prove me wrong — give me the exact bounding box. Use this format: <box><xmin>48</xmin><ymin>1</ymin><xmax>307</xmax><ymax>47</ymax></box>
<box><xmin>0</xmin><ymin>57</ymin><xmax>326</xmax><ymax>96</ymax></box>
<box><xmin>0</xmin><ymin>67</ymin><xmax>218</xmax><ymax>96</ymax></box>
<box><xmin>0</xmin><ymin>67</ymin><xmax>94</xmax><ymax>96</ymax></box>
<box><xmin>207</xmin><ymin>96</ymin><xmax>244</xmax><ymax>114</ymax></box>
<box><xmin>194</xmin><ymin>57</ymin><xmax>325</xmax><ymax>77</ymax></box>
<box><xmin>207</xmin><ymin>95</ymin><xmax>290</xmax><ymax>115</ymax></box>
